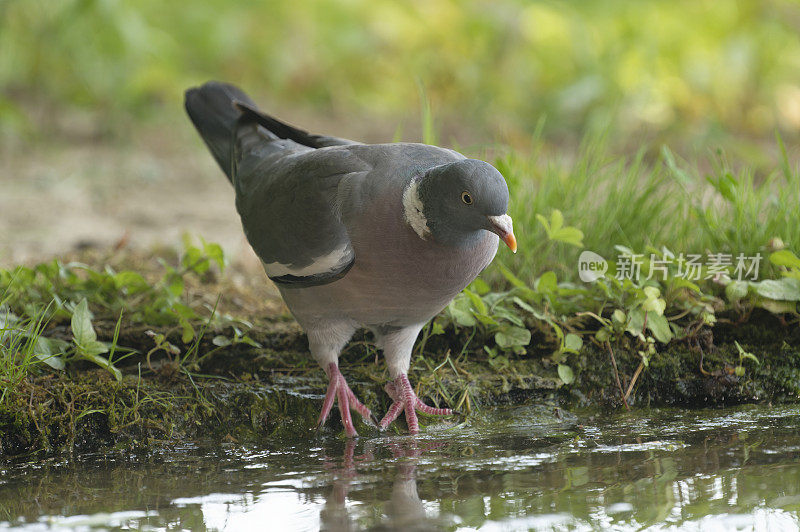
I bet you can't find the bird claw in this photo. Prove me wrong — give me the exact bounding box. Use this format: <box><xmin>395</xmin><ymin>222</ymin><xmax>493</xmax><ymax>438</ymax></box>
<box><xmin>379</xmin><ymin>374</ymin><xmax>455</xmax><ymax>434</ymax></box>
<box><xmin>317</xmin><ymin>363</ymin><xmax>374</xmax><ymax>437</ymax></box>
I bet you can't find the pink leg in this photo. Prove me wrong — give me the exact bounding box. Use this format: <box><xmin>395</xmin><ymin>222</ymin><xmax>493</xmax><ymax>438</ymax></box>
<box><xmin>316</xmin><ymin>363</ymin><xmax>374</xmax><ymax>437</ymax></box>
<box><xmin>379</xmin><ymin>374</ymin><xmax>455</xmax><ymax>434</ymax></box>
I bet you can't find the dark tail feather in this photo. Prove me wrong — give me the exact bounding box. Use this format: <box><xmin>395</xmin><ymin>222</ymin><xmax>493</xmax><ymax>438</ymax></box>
<box><xmin>184</xmin><ymin>81</ymin><xmax>257</xmax><ymax>181</ymax></box>
<box><xmin>234</xmin><ymin>101</ymin><xmax>359</xmax><ymax>149</ymax></box>
<box><xmin>185</xmin><ymin>81</ymin><xmax>360</xmax><ymax>180</ymax></box>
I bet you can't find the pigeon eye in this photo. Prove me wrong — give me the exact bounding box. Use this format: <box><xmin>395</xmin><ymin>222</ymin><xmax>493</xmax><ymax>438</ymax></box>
<box><xmin>461</xmin><ymin>191</ymin><xmax>473</xmax><ymax>205</ymax></box>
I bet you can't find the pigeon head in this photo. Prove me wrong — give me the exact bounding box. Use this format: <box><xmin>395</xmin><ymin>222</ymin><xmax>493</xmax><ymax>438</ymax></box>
<box><xmin>414</xmin><ymin>159</ymin><xmax>516</xmax><ymax>252</ymax></box>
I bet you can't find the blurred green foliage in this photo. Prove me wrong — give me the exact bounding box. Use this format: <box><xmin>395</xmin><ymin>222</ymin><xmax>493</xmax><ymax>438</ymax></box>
<box><xmin>2</xmin><ymin>0</ymin><xmax>800</xmax><ymax>140</ymax></box>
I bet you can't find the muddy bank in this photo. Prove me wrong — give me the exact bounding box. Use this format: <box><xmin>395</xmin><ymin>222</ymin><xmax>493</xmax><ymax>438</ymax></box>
<box><xmin>2</xmin><ymin>311</ymin><xmax>798</xmax><ymax>458</ymax></box>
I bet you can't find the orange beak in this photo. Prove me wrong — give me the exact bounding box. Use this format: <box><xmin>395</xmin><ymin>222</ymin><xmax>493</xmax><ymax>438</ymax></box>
<box><xmin>502</xmin><ymin>231</ymin><xmax>517</xmax><ymax>253</ymax></box>
<box><xmin>487</xmin><ymin>214</ymin><xmax>517</xmax><ymax>253</ymax></box>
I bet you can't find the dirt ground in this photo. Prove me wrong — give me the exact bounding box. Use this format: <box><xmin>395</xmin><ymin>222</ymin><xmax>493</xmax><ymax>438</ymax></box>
<box><xmin>0</xmin><ymin>103</ymin><xmax>415</xmax><ymax>269</ymax></box>
<box><xmin>1</xmin><ymin>126</ymin><xmax>250</xmax><ymax>268</ymax></box>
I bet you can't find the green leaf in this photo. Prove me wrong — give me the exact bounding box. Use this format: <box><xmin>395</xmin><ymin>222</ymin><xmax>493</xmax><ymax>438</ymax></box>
<box><xmin>463</xmin><ymin>289</ymin><xmax>488</xmax><ymax>316</ymax></box>
<box><xmin>212</xmin><ymin>335</ymin><xmax>232</xmax><ymax>347</ymax></box>
<box><xmin>643</xmin><ymin>286</ymin><xmax>660</xmax><ymax>299</ymax></box>
<box><xmin>642</xmin><ymin>286</ymin><xmax>666</xmax><ymax>316</ymax></box>
<box><xmin>167</xmin><ymin>273</ymin><xmax>185</xmax><ymax>297</ymax></box>
<box><xmin>758</xmin><ymin>298</ymin><xmax>797</xmax><ymax>314</ymax></box>
<box><xmin>487</xmin><ymin>354</ymin><xmax>510</xmax><ymax>369</ymax></box>
<box><xmin>114</xmin><ymin>271</ymin><xmax>149</xmax><ymax>294</ymax></box>
<box><xmin>642</xmin><ymin>297</ymin><xmax>666</xmax><ymax>316</ymax></box>
<box><xmin>238</xmin><ymin>336</ymin><xmax>262</xmax><ymax>348</ymax></box>
<box><xmin>557</xmin><ymin>364</ymin><xmax>575</xmax><ymax>385</ymax></box>
<box><xmin>180</xmin><ymin>318</ymin><xmax>195</xmax><ymax>344</ymax></box>
<box><xmin>550</xmin><ymin>320</ymin><xmax>565</xmax><ymax>344</ymax></box>
<box><xmin>741</xmin><ymin>353</ymin><xmax>760</xmax><ymax>364</ymax></box>
<box><xmin>550</xmin><ymin>226</ymin><xmax>585</xmax><ymax>247</ymax></box>
<box><xmin>71</xmin><ymin>298</ymin><xmax>97</xmax><ymax>345</ymax></box>
<box><xmin>725</xmin><ymin>281</ymin><xmax>749</xmax><ymax>302</ymax></box>
<box><xmin>80</xmin><ymin>340</ymin><xmax>109</xmax><ymax>357</ymax></box>
<box><xmin>735</xmin><ymin>341</ymin><xmax>760</xmax><ymax>365</ymax></box>
<box><xmin>469</xmin><ymin>278</ymin><xmax>491</xmax><ymax>296</ymax></box>
<box><xmin>564</xmin><ymin>333</ymin><xmax>583</xmax><ymax>353</ymax></box>
<box><xmin>35</xmin><ymin>337</ymin><xmax>67</xmax><ymax>370</ymax></box>
<box><xmin>512</xmin><ymin>296</ymin><xmax>537</xmax><ymax>314</ymax></box>
<box><xmin>450</xmin><ymin>309</ymin><xmax>476</xmax><ymax>327</ymax></box>
<box><xmin>492</xmin><ymin>307</ymin><xmax>525</xmax><ymax>327</ymax></box>
<box><xmin>614</xmin><ymin>245</ymin><xmax>634</xmax><ymax>256</ymax></box>
<box><xmin>647</xmin><ymin>313</ymin><xmax>674</xmax><ymax>344</ymax></box>
<box><xmin>537</xmin><ymin>209</ymin><xmax>584</xmax><ymax>247</ymax></box>
<box><xmin>550</xmin><ymin>209</ymin><xmax>564</xmax><ymax>233</ymax></box>
<box><xmin>203</xmin><ymin>241</ymin><xmax>227</xmax><ymax>272</ymax></box>
<box><xmin>495</xmin><ymin>325</ymin><xmax>531</xmax><ymax>349</ymax></box>
<box><xmin>536</xmin><ymin>213</ymin><xmax>551</xmax><ymax>237</ymax></box>
<box><xmin>626</xmin><ymin>308</ymin><xmax>645</xmax><ymax>338</ymax></box>
<box><xmin>755</xmin><ymin>278</ymin><xmax>800</xmax><ymax>301</ymax></box>
<box><xmin>182</xmin><ymin>246</ymin><xmax>210</xmax><ymax>275</ymax></box>
<box><xmin>537</xmin><ymin>271</ymin><xmax>558</xmax><ymax>293</ymax></box>
<box><xmin>475</xmin><ymin>314</ymin><xmax>499</xmax><ymax>326</ymax></box>
<box><xmin>769</xmin><ymin>249</ymin><xmax>800</xmax><ymax>270</ymax></box>
<box><xmin>448</xmin><ymin>298</ymin><xmax>476</xmax><ymax>327</ymax></box>
<box><xmin>171</xmin><ymin>302</ymin><xmax>196</xmax><ymax>320</ymax></box>
<box><xmin>595</xmin><ymin>328</ymin><xmax>610</xmax><ymax>342</ymax></box>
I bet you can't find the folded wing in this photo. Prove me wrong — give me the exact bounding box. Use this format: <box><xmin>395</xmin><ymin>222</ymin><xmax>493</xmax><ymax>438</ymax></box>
<box><xmin>232</xmin><ymin>113</ymin><xmax>371</xmax><ymax>287</ymax></box>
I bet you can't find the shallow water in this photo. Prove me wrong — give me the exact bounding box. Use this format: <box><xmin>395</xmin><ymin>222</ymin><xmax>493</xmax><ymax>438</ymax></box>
<box><xmin>2</xmin><ymin>404</ymin><xmax>799</xmax><ymax>531</ymax></box>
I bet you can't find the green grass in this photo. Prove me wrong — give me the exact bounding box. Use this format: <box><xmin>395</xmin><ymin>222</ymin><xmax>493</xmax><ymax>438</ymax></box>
<box><xmin>0</xmin><ymin>301</ymin><xmax>51</xmax><ymax>407</ymax></box>
<box><xmin>491</xmin><ymin>133</ymin><xmax>799</xmax><ymax>284</ymax></box>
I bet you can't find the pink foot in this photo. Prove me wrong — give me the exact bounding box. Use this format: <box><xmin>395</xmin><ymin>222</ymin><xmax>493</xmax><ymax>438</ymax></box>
<box><xmin>316</xmin><ymin>363</ymin><xmax>375</xmax><ymax>437</ymax></box>
<box><xmin>379</xmin><ymin>374</ymin><xmax>454</xmax><ymax>434</ymax></box>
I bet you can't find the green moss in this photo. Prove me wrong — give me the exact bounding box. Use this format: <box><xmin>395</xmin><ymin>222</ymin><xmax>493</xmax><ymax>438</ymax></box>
<box><xmin>2</xmin><ymin>311</ymin><xmax>798</xmax><ymax>458</ymax></box>
<box><xmin>571</xmin><ymin>312</ymin><xmax>800</xmax><ymax>408</ymax></box>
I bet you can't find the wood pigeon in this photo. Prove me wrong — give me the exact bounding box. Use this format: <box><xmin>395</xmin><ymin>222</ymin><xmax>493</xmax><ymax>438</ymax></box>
<box><xmin>185</xmin><ymin>81</ymin><xmax>516</xmax><ymax>436</ymax></box>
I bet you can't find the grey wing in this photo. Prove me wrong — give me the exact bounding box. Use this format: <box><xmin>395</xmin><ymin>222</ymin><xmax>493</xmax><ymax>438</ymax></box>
<box><xmin>232</xmin><ymin>125</ymin><xmax>371</xmax><ymax>287</ymax></box>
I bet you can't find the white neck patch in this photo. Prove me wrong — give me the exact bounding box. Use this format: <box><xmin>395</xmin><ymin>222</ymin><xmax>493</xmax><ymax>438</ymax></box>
<box><xmin>402</xmin><ymin>177</ymin><xmax>430</xmax><ymax>239</ymax></box>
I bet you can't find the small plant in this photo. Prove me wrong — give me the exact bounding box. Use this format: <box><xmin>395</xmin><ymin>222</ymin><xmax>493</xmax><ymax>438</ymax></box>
<box><xmin>0</xmin><ymin>236</ymin><xmax>241</xmax><ymax>382</ymax></box>
<box><xmin>733</xmin><ymin>341</ymin><xmax>760</xmax><ymax>377</ymax></box>
<box><xmin>536</xmin><ymin>209</ymin><xmax>584</xmax><ymax>248</ymax></box>
<box><xmin>70</xmin><ymin>298</ymin><xmax>123</xmax><ymax>381</ymax></box>
<box><xmin>723</xmin><ymin>250</ymin><xmax>800</xmax><ymax>317</ymax></box>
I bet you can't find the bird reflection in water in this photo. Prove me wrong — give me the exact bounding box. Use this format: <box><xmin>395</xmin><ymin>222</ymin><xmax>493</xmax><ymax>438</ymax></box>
<box><xmin>320</xmin><ymin>438</ymin><xmax>447</xmax><ymax>531</ymax></box>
